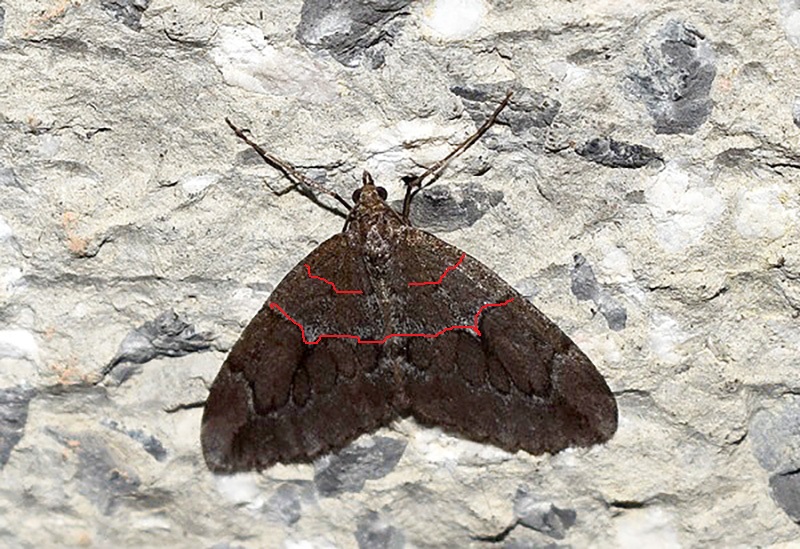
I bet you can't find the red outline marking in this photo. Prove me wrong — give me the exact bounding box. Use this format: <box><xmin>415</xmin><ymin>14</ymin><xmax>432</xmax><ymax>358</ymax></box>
<box><xmin>270</xmin><ymin>298</ymin><xmax>514</xmax><ymax>345</ymax></box>
<box><xmin>305</xmin><ymin>264</ymin><xmax>363</xmax><ymax>294</ymax></box>
<box><xmin>408</xmin><ymin>253</ymin><xmax>466</xmax><ymax>287</ymax></box>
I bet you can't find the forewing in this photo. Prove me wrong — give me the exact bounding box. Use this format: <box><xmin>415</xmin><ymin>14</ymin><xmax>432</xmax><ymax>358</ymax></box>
<box><xmin>390</xmin><ymin>228</ymin><xmax>617</xmax><ymax>454</ymax></box>
<box><xmin>201</xmin><ymin>234</ymin><xmax>395</xmax><ymax>472</ymax></box>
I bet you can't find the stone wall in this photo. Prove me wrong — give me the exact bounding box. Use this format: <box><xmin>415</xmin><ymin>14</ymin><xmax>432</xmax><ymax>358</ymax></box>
<box><xmin>1</xmin><ymin>0</ymin><xmax>799</xmax><ymax>546</ymax></box>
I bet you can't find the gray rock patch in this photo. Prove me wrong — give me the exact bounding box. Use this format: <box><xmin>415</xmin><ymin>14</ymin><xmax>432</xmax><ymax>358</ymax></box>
<box><xmin>296</xmin><ymin>0</ymin><xmax>412</xmax><ymax>68</ymax></box>
<box><xmin>314</xmin><ymin>436</ymin><xmax>406</xmax><ymax>496</ymax></box>
<box><xmin>47</xmin><ymin>430</ymin><xmax>142</xmax><ymax>515</ymax></box>
<box><xmin>514</xmin><ymin>488</ymin><xmax>576</xmax><ymax>540</ymax></box>
<box><xmin>571</xmin><ymin>254</ymin><xmax>627</xmax><ymax>331</ymax></box>
<box><xmin>101</xmin><ymin>419</ymin><xmax>167</xmax><ymax>462</ymax></box>
<box><xmin>266</xmin><ymin>483</ymin><xmax>307</xmax><ymax>525</ymax></box>
<box><xmin>355</xmin><ymin>511</ymin><xmax>405</xmax><ymax>549</ymax></box>
<box><xmin>391</xmin><ymin>182</ymin><xmax>503</xmax><ymax>232</ymax></box>
<box><xmin>0</xmin><ymin>386</ymin><xmax>36</xmax><ymax>468</ymax></box>
<box><xmin>793</xmin><ymin>97</ymin><xmax>800</xmax><ymax>128</ymax></box>
<box><xmin>104</xmin><ymin>310</ymin><xmax>213</xmax><ymax>382</ymax></box>
<box><xmin>576</xmin><ymin>137</ymin><xmax>661</xmax><ymax>169</ymax></box>
<box><xmin>629</xmin><ymin>20</ymin><xmax>716</xmax><ymax>134</ymax></box>
<box><xmin>770</xmin><ymin>470</ymin><xmax>800</xmax><ymax>524</ymax></box>
<box><xmin>101</xmin><ymin>0</ymin><xmax>150</xmax><ymax>31</ymax></box>
<box><xmin>749</xmin><ymin>399</ymin><xmax>800</xmax><ymax>474</ymax></box>
<box><xmin>451</xmin><ymin>83</ymin><xmax>560</xmax><ymax>149</ymax></box>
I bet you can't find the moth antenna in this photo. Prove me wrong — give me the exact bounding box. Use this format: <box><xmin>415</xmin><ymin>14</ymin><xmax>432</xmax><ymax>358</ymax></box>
<box><xmin>401</xmin><ymin>91</ymin><xmax>512</xmax><ymax>221</ymax></box>
<box><xmin>225</xmin><ymin>118</ymin><xmax>353</xmax><ymax>216</ymax></box>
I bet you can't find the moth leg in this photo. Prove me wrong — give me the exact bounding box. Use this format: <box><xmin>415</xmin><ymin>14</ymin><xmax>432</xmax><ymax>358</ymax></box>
<box><xmin>225</xmin><ymin>118</ymin><xmax>353</xmax><ymax>214</ymax></box>
<box><xmin>401</xmin><ymin>91</ymin><xmax>512</xmax><ymax>221</ymax></box>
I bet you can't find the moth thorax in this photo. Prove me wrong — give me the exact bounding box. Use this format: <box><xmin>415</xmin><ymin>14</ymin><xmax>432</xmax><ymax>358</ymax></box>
<box><xmin>363</xmin><ymin>223</ymin><xmax>394</xmax><ymax>261</ymax></box>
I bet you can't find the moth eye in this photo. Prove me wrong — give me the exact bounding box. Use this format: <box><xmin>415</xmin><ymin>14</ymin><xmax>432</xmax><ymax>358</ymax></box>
<box><xmin>377</xmin><ymin>187</ymin><xmax>388</xmax><ymax>200</ymax></box>
<box><xmin>352</xmin><ymin>189</ymin><xmax>362</xmax><ymax>202</ymax></box>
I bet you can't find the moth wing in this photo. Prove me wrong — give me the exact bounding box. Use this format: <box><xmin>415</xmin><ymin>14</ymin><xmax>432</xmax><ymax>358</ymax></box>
<box><xmin>391</xmin><ymin>228</ymin><xmax>617</xmax><ymax>454</ymax></box>
<box><xmin>201</xmin><ymin>234</ymin><xmax>395</xmax><ymax>472</ymax></box>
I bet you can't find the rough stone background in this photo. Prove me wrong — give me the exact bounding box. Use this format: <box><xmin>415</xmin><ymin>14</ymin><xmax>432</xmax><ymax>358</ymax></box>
<box><xmin>0</xmin><ymin>0</ymin><xmax>799</xmax><ymax>547</ymax></box>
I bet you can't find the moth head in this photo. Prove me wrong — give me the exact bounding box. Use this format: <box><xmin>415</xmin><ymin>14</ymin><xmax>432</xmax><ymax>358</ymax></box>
<box><xmin>352</xmin><ymin>171</ymin><xmax>388</xmax><ymax>203</ymax></box>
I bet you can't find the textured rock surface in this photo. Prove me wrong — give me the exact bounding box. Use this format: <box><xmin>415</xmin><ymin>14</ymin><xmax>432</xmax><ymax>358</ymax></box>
<box><xmin>1</xmin><ymin>0</ymin><xmax>799</xmax><ymax>547</ymax></box>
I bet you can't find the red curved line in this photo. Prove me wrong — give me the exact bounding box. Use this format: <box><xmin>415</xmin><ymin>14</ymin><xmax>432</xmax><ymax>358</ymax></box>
<box><xmin>305</xmin><ymin>264</ymin><xmax>363</xmax><ymax>294</ymax></box>
<box><xmin>408</xmin><ymin>253</ymin><xmax>466</xmax><ymax>287</ymax></box>
<box><xmin>269</xmin><ymin>297</ymin><xmax>514</xmax><ymax>345</ymax></box>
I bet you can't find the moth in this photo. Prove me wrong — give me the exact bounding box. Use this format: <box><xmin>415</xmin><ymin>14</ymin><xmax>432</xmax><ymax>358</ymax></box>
<box><xmin>201</xmin><ymin>93</ymin><xmax>617</xmax><ymax>472</ymax></box>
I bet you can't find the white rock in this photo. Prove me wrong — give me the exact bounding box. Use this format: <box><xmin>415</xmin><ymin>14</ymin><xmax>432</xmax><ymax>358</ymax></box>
<box><xmin>211</xmin><ymin>25</ymin><xmax>337</xmax><ymax>102</ymax></box>
<box><xmin>419</xmin><ymin>0</ymin><xmax>488</xmax><ymax>40</ymax></box>
<box><xmin>735</xmin><ymin>186</ymin><xmax>793</xmax><ymax>240</ymax></box>
<box><xmin>548</xmin><ymin>61</ymin><xmax>592</xmax><ymax>88</ymax></box>
<box><xmin>779</xmin><ymin>0</ymin><xmax>800</xmax><ymax>47</ymax></box>
<box><xmin>1</xmin><ymin>268</ymin><xmax>23</xmax><ymax>293</ymax></box>
<box><xmin>181</xmin><ymin>173</ymin><xmax>219</xmax><ymax>196</ymax></box>
<box><xmin>38</xmin><ymin>134</ymin><xmax>60</xmax><ymax>158</ymax></box>
<box><xmin>411</xmin><ymin>426</ymin><xmax>510</xmax><ymax>464</ymax></box>
<box><xmin>302</xmin><ymin>9</ymin><xmax>351</xmax><ymax>43</ymax></box>
<box><xmin>285</xmin><ymin>540</ymin><xmax>338</xmax><ymax>549</ymax></box>
<box><xmin>645</xmin><ymin>163</ymin><xmax>725</xmax><ymax>253</ymax></box>
<box><xmin>596</xmin><ymin>243</ymin><xmax>635</xmax><ymax>283</ymax></box>
<box><xmin>0</xmin><ymin>216</ymin><xmax>12</xmax><ymax>241</ymax></box>
<box><xmin>214</xmin><ymin>473</ymin><xmax>263</xmax><ymax>509</ymax></box>
<box><xmin>0</xmin><ymin>329</ymin><xmax>38</xmax><ymax>361</ymax></box>
<box><xmin>615</xmin><ymin>507</ymin><xmax>681</xmax><ymax>549</ymax></box>
<box><xmin>649</xmin><ymin>315</ymin><xmax>690</xmax><ymax>365</ymax></box>
<box><xmin>575</xmin><ymin>331</ymin><xmax>623</xmax><ymax>366</ymax></box>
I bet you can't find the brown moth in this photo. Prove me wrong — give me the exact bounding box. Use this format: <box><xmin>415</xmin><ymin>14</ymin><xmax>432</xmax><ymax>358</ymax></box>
<box><xmin>201</xmin><ymin>93</ymin><xmax>617</xmax><ymax>472</ymax></box>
